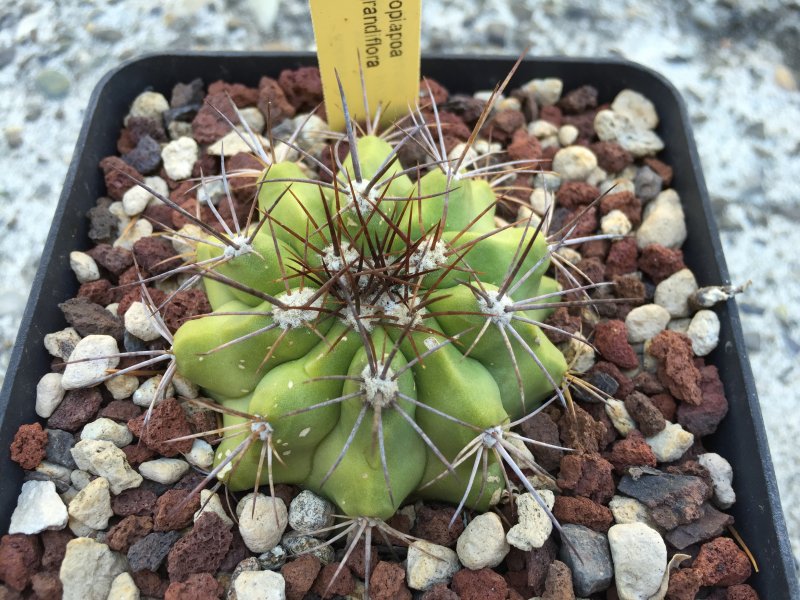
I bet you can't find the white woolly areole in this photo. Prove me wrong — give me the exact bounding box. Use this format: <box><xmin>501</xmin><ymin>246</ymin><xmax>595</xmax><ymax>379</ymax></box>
<box><xmin>378</xmin><ymin>293</ymin><xmax>424</xmax><ymax>328</ymax></box>
<box><xmin>250</xmin><ymin>420</ymin><xmax>273</xmax><ymax>441</ymax></box>
<box><xmin>477</xmin><ymin>291</ymin><xmax>514</xmax><ymax>326</ymax></box>
<box><xmin>481</xmin><ymin>425</ymin><xmax>504</xmax><ymax>448</ymax></box>
<box><xmin>360</xmin><ymin>364</ymin><xmax>398</xmax><ymax>407</ymax></box>
<box><xmin>406</xmin><ymin>239</ymin><xmax>449</xmax><ymax>275</ymax></box>
<box><xmin>346</xmin><ymin>179</ymin><xmax>382</xmax><ymax>214</ymax></box>
<box><xmin>272</xmin><ymin>288</ymin><xmax>322</xmax><ymax>329</ymax></box>
<box><xmin>341</xmin><ymin>304</ymin><xmax>376</xmax><ymax>332</ymax></box>
<box><xmin>322</xmin><ymin>242</ymin><xmax>361</xmax><ymax>273</ymax></box>
<box><xmin>223</xmin><ymin>234</ymin><xmax>254</xmax><ymax>258</ymax></box>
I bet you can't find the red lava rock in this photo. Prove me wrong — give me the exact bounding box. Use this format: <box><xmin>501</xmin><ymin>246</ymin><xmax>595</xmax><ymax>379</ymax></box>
<box><xmin>370</xmin><ymin>561</ymin><xmax>412</xmax><ymax>600</ymax></box>
<box><xmin>143</xmin><ymin>203</ymin><xmax>177</xmax><ymax>232</ymax></box>
<box><xmin>106</xmin><ymin>515</ymin><xmax>154</xmax><ymax>553</ymax></box>
<box><xmin>558</xmin><ymin>403</ymin><xmax>608</xmax><ymax>454</ymax></box>
<box><xmin>590</xmin><ymin>141</ymin><xmax>633</xmax><ymax>173</ymax></box>
<box><xmin>421</xmin><ymin>583</ymin><xmax>460</xmax><ymax>600</ymax></box>
<box><xmin>507</xmin><ymin>129</ymin><xmax>543</xmax><ymax>164</ymax></box>
<box><xmin>624</xmin><ymin>391</ymin><xmax>666</xmax><ymax>436</ymax></box>
<box><xmin>165</xmin><ymin>572</ymin><xmax>222</xmax><ymax>600</ymax></box>
<box><xmin>562</xmin><ymin>110</ymin><xmax>598</xmax><ymax>144</ymax></box>
<box><xmin>132</xmin><ymin>569</ymin><xmax>170</xmax><ymax>598</ymax></box>
<box><xmin>227</xmin><ymin>152</ymin><xmax>264</xmax><ymax>202</ymax></box>
<box><xmin>100</xmin><ymin>400</ymin><xmax>142</xmax><ymax>422</ymax></box>
<box><xmin>312</xmin><ymin>562</ymin><xmax>355</xmax><ymax>599</ymax></box>
<box><xmin>666</xmin><ymin>567</ymin><xmax>703</xmax><ymax>600</ymax></box>
<box><xmin>345</xmin><ymin>540</ymin><xmax>379</xmax><ymax>579</ymax></box>
<box><xmin>579</xmin><ymin>402</ymin><xmax>619</xmax><ymax>449</ymax></box>
<box><xmin>504</xmin><ymin>570</ymin><xmax>533</xmax><ymax>600</ymax></box>
<box><xmin>613</xmin><ymin>274</ymin><xmax>647</xmax><ymax>314</ymax></box>
<box><xmin>421</xmin><ymin>78</ymin><xmax>449</xmax><ymax>105</ymax></box>
<box><xmin>565</xmin><ymin>256</ymin><xmax>604</xmax><ymax>287</ymax></box>
<box><xmin>486</xmin><ymin>109</ymin><xmax>526</xmax><ymax>144</ymax></box>
<box><xmin>207</xmin><ymin>80</ymin><xmax>258</xmax><ymax>107</ymax></box>
<box><xmin>428</xmin><ymin>110</ymin><xmax>471</xmax><ymax>151</ymax></box>
<box><xmin>100</xmin><ymin>156</ymin><xmax>142</xmax><ymax>200</ymax></box>
<box><xmin>412</xmin><ymin>505</ymin><xmax>464</xmax><ymax>547</ymax></box>
<box><xmin>256</xmin><ymin>76</ymin><xmax>297</xmax><ymax>126</ymax></box>
<box><xmin>154</xmin><ymin>489</ymin><xmax>201</xmax><ymax>532</ymax></box>
<box><xmin>581</xmin><ymin>238</ymin><xmax>609</xmax><ymax>259</ymax></box>
<box><xmin>608</xmin><ymin>430</ymin><xmax>658</xmax><ymax>474</ymax></box>
<box><xmin>10</xmin><ymin>423</ymin><xmax>47</xmax><ymax>470</ymax></box>
<box><xmin>161</xmin><ymin>288</ymin><xmax>212</xmax><ymax>332</ymax></box>
<box><xmin>128</xmin><ymin>116</ymin><xmax>167</xmax><ymax>144</ymax></box>
<box><xmin>116</xmin><ymin>285</ymin><xmax>166</xmax><ymax>318</ymax></box>
<box><xmin>183</xmin><ymin>404</ymin><xmax>220</xmax><ymax>445</ymax></box>
<box><xmin>556</xmin><ymin>453</ymin><xmax>615</xmax><ymax>504</ymax></box>
<box><xmin>519</xmin><ymin>411</ymin><xmax>563</xmax><ymax>471</ymax></box>
<box><xmin>87</xmin><ymin>244</ymin><xmax>134</xmax><ymax>279</ymax></box>
<box><xmin>128</xmin><ymin>397</ymin><xmax>194</xmax><ymax>457</ymax></box>
<box><xmin>539</xmin><ymin>104</ymin><xmax>563</xmax><ymax>127</ymax></box>
<box><xmin>122</xmin><ymin>443</ymin><xmax>157</xmax><ymax>467</ymax></box>
<box><xmin>59</xmin><ymin>296</ymin><xmax>124</xmax><ymax>341</ymax></box>
<box><xmin>650</xmin><ymin>392</ymin><xmax>678</xmax><ymax>422</ymax></box>
<box><xmin>600</xmin><ymin>191</ymin><xmax>642</xmax><ymax>227</ymax></box>
<box><xmin>132</xmin><ymin>236</ymin><xmax>182</xmax><ymax>276</ymax></box>
<box><xmin>605</xmin><ymin>238</ymin><xmax>639</xmax><ymax>278</ymax></box>
<box><xmin>649</xmin><ymin>331</ymin><xmax>703</xmax><ymax>405</ymax></box>
<box><xmin>279</xmin><ymin>67</ymin><xmax>324</xmax><ymax>112</ymax></box>
<box><xmin>40</xmin><ymin>529</ymin><xmax>72</xmax><ymax>571</ymax></box>
<box><xmin>191</xmin><ymin>91</ymin><xmax>240</xmax><ymax>144</ymax></box>
<box><xmin>218</xmin><ymin>530</ymin><xmax>249</xmax><ymax>572</ymax></box>
<box><xmin>644</xmin><ymin>157</ymin><xmax>674</xmax><ymax>186</ymax></box>
<box><xmin>0</xmin><ymin>535</ymin><xmax>41</xmax><ymax>591</ymax></box>
<box><xmin>568</xmin><ymin>205</ymin><xmax>599</xmax><ymax>238</ymax></box>
<box><xmin>541</xmin><ymin>559</ymin><xmax>575</xmax><ymax>600</ymax></box>
<box><xmin>592</xmin><ymin>361</ymin><xmax>635</xmax><ymax>398</ymax></box>
<box><xmin>282</xmin><ymin>554</ymin><xmax>323</xmax><ymax>600</ymax></box>
<box><xmin>633</xmin><ymin>371</ymin><xmax>664</xmax><ymax>395</ymax></box>
<box><xmin>558</xmin><ymin>85</ymin><xmax>598</xmax><ymax>114</ymax></box>
<box><xmin>47</xmin><ymin>387</ymin><xmax>103</xmax><ymax>433</ymax></box>
<box><xmin>678</xmin><ymin>364</ymin><xmax>729</xmax><ymax>436</ymax></box>
<box><xmin>451</xmin><ymin>568</ymin><xmax>508</xmax><ymax>600</ymax></box>
<box><xmin>726</xmin><ymin>584</ymin><xmax>760</xmax><ymax>599</ymax></box>
<box><xmin>167</xmin><ymin>513</ymin><xmax>233</xmax><ymax>582</ymax></box>
<box><xmin>77</xmin><ymin>278</ymin><xmax>117</xmax><ymax>305</ymax></box>
<box><xmin>542</xmin><ymin>307</ymin><xmax>581</xmax><ymax>345</ymax></box>
<box><xmin>593</xmin><ymin>320</ymin><xmax>638</xmax><ymax>370</ymax></box>
<box><xmin>556</xmin><ymin>181</ymin><xmax>600</xmax><ymax>210</ymax></box>
<box><xmin>30</xmin><ymin>571</ymin><xmax>62</xmax><ymax>599</ymax></box>
<box><xmin>112</xmin><ymin>487</ymin><xmax>158</xmax><ymax>517</ymax></box>
<box><xmin>552</xmin><ymin>496</ymin><xmax>613</xmax><ymax>532</ymax></box>
<box><xmin>191</xmin><ymin>152</ymin><xmax>219</xmax><ymax>180</ymax></box>
<box><xmin>693</xmin><ymin>537</ymin><xmax>752</xmax><ymax>587</ymax></box>
<box><xmin>539</xmin><ymin>144</ymin><xmax>558</xmax><ymax>170</ymax></box>
<box><xmin>638</xmin><ymin>244</ymin><xmax>686</xmax><ymax>284</ymax></box>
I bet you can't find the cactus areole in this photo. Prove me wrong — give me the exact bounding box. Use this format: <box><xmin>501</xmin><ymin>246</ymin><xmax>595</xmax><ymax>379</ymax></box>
<box><xmin>172</xmin><ymin>126</ymin><xmax>570</xmax><ymax>521</ymax></box>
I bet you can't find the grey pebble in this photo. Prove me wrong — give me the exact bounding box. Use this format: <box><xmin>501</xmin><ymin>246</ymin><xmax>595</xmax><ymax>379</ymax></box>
<box><xmin>45</xmin><ymin>428</ymin><xmax>78</xmax><ymax>469</ymax></box>
<box><xmin>288</xmin><ymin>490</ymin><xmax>335</xmax><ymax>535</ymax></box>
<box><xmin>35</xmin><ymin>69</ymin><xmax>71</xmax><ymax>98</ymax></box>
<box><xmin>558</xmin><ymin>523</ymin><xmax>613</xmax><ymax>597</ymax></box>
<box><xmin>122</xmin><ymin>135</ymin><xmax>162</xmax><ymax>174</ymax></box>
<box><xmin>634</xmin><ymin>166</ymin><xmax>663</xmax><ymax>202</ymax></box>
<box><xmin>281</xmin><ymin>533</ymin><xmax>334</xmax><ymax>564</ymax></box>
<box><xmin>258</xmin><ymin>545</ymin><xmax>287</xmax><ymax>570</ymax></box>
<box><xmin>127</xmin><ymin>530</ymin><xmax>181</xmax><ymax>571</ymax></box>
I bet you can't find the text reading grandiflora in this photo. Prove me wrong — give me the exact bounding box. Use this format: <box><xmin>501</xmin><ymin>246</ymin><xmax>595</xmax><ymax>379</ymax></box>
<box><xmin>362</xmin><ymin>0</ymin><xmax>406</xmax><ymax>67</ymax></box>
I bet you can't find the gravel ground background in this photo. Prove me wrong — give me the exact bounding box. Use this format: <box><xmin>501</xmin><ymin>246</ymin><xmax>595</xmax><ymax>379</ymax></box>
<box><xmin>1</xmin><ymin>0</ymin><xmax>798</xmax><ymax>569</ymax></box>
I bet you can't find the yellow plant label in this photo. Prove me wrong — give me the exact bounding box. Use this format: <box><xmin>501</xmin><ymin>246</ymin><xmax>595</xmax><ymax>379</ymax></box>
<box><xmin>309</xmin><ymin>0</ymin><xmax>422</xmax><ymax>130</ymax></box>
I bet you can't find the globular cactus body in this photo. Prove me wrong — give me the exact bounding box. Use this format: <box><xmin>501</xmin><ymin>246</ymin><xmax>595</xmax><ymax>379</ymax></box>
<box><xmin>173</xmin><ymin>131</ymin><xmax>568</xmax><ymax>520</ymax></box>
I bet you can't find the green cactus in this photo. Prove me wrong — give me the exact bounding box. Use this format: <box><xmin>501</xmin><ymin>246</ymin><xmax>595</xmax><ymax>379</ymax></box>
<box><xmin>170</xmin><ymin>116</ymin><xmax>572</xmax><ymax>521</ymax></box>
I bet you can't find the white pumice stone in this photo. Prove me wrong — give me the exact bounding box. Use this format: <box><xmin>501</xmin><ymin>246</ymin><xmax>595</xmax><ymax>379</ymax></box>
<box><xmin>107</xmin><ymin>572</ymin><xmax>140</xmax><ymax>600</ymax></box>
<box><xmin>654</xmin><ymin>268</ymin><xmax>698</xmax><ymax>318</ymax></box>
<box><xmin>124</xmin><ymin>301</ymin><xmax>164</xmax><ymax>341</ymax></box>
<box><xmin>113</xmin><ymin>218</ymin><xmax>153</xmax><ymax>250</ymax></box>
<box><xmin>104</xmin><ymin>374</ymin><xmax>139</xmax><ymax>400</ymax></box>
<box><xmin>522</xmin><ymin>77</ymin><xmax>563</xmax><ymax>106</ymax></box>
<box><xmin>687</xmin><ymin>309</ymin><xmax>721</xmax><ymax>356</ymax></box>
<box><xmin>139</xmin><ymin>458</ymin><xmax>190</xmax><ymax>484</ymax></box>
<box><xmin>67</xmin><ymin>476</ymin><xmax>113</xmax><ymax>530</ymax></box>
<box><xmin>232</xmin><ymin>571</ymin><xmax>286</xmax><ymax>600</ymax></box>
<box><xmin>237</xmin><ymin>493</ymin><xmax>289</xmax><ymax>553</ymax></box>
<box><xmin>605</xmin><ymin>399</ymin><xmax>637</xmax><ymax>437</ymax></box>
<box><xmin>208</xmin><ymin>130</ymin><xmax>268</xmax><ymax>156</ymax></box>
<box><xmin>70</xmin><ymin>470</ymin><xmax>93</xmax><ymax>491</ymax></box>
<box><xmin>122</xmin><ymin>178</ymin><xmax>164</xmax><ymax>216</ymax></box>
<box><xmin>59</xmin><ymin>537</ymin><xmax>128</xmax><ymax>600</ymax></box>
<box><xmin>698</xmin><ymin>452</ymin><xmax>736</xmax><ymax>509</ymax></box>
<box><xmin>646</xmin><ymin>422</ymin><xmax>695</xmax><ymax>462</ymax></box>
<box><xmin>9</xmin><ymin>480</ymin><xmax>68</xmax><ymax>534</ymax></box>
<box><xmin>608</xmin><ymin>523</ymin><xmax>667</xmax><ymax>600</ymax></box>
<box><xmin>69</xmin><ymin>251</ymin><xmax>100</xmax><ymax>283</ymax></box>
<box><xmin>70</xmin><ymin>439</ymin><xmax>142</xmax><ymax>494</ymax></box>
<box><xmin>625</xmin><ymin>304</ymin><xmax>672</xmax><ymax>343</ymax></box>
<box><xmin>506</xmin><ymin>490</ymin><xmax>555</xmax><ymax>551</ymax></box>
<box><xmin>132</xmin><ymin>374</ymin><xmax>174</xmax><ymax>407</ymax></box>
<box><xmin>195</xmin><ymin>490</ymin><xmax>234</xmax><ymax>526</ymax></box>
<box><xmin>36</xmin><ymin>372</ymin><xmax>65</xmax><ymax>418</ymax></box>
<box><xmin>161</xmin><ymin>136</ymin><xmax>198</xmax><ymax>180</ymax></box>
<box><xmin>61</xmin><ymin>335</ymin><xmax>120</xmax><ymax>389</ymax></box>
<box><xmin>44</xmin><ymin>327</ymin><xmax>82</xmax><ymax>359</ymax></box>
<box><xmin>552</xmin><ymin>145</ymin><xmax>598</xmax><ymax>181</ymax></box>
<box><xmin>558</xmin><ymin>124</ymin><xmax>580</xmax><ymax>146</ymax></box>
<box><xmin>637</xmin><ymin>189</ymin><xmax>687</xmax><ymax>249</ymax></box>
<box><xmin>594</xmin><ymin>109</ymin><xmax>665</xmax><ymax>158</ymax></box>
<box><xmin>127</xmin><ymin>90</ymin><xmax>169</xmax><ymax>121</ymax></box>
<box><xmin>600</xmin><ymin>209</ymin><xmax>633</xmax><ymax>236</ymax></box>
<box><xmin>238</xmin><ymin>106</ymin><xmax>266</xmax><ymax>133</ymax></box>
<box><xmin>406</xmin><ymin>540</ymin><xmax>460</xmax><ymax>591</ymax></box>
<box><xmin>528</xmin><ymin>119</ymin><xmax>560</xmax><ymax>138</ymax></box>
<box><xmin>456</xmin><ymin>512</ymin><xmax>510</xmax><ymax>569</ymax></box>
<box><xmin>172</xmin><ymin>372</ymin><xmax>200</xmax><ymax>398</ymax></box>
<box><xmin>80</xmin><ymin>417</ymin><xmax>133</xmax><ymax>447</ymax></box>
<box><xmin>185</xmin><ymin>439</ymin><xmax>214</xmax><ymax>469</ymax></box>
<box><xmin>611</xmin><ymin>89</ymin><xmax>659</xmax><ymax>130</ymax></box>
<box><xmin>608</xmin><ymin>495</ymin><xmax>662</xmax><ymax>531</ymax></box>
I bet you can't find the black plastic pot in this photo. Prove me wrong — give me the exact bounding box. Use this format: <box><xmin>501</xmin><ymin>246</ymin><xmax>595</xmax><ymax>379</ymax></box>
<box><xmin>1</xmin><ymin>52</ymin><xmax>797</xmax><ymax>597</ymax></box>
